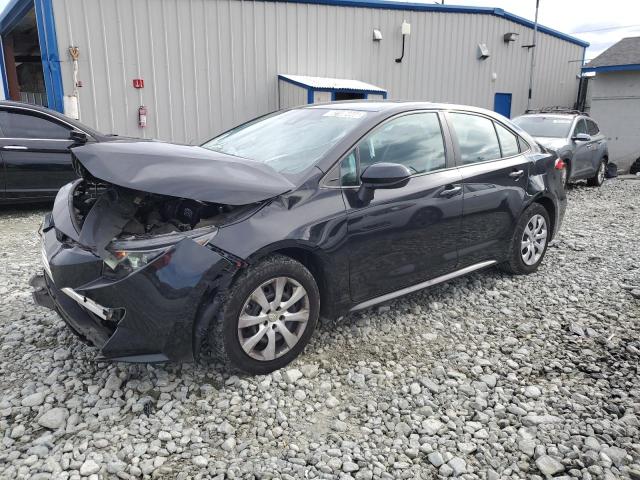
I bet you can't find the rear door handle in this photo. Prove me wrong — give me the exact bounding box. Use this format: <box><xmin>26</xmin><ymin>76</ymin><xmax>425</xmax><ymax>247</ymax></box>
<box><xmin>509</xmin><ymin>169</ymin><xmax>524</xmax><ymax>179</ymax></box>
<box><xmin>3</xmin><ymin>145</ymin><xmax>28</xmax><ymax>150</ymax></box>
<box><xmin>439</xmin><ymin>185</ymin><xmax>462</xmax><ymax>197</ymax></box>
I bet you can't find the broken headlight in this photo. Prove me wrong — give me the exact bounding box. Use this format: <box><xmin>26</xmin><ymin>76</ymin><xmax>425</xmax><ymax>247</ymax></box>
<box><xmin>104</xmin><ymin>228</ymin><xmax>218</xmax><ymax>272</ymax></box>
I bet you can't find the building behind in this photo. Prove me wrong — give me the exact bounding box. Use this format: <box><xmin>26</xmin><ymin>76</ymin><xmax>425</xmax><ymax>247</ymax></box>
<box><xmin>583</xmin><ymin>36</ymin><xmax>640</xmax><ymax>173</ymax></box>
<box><xmin>0</xmin><ymin>0</ymin><xmax>587</xmax><ymax>144</ymax></box>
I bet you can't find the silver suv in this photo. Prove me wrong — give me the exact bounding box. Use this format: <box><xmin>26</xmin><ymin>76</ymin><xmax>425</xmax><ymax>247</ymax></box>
<box><xmin>512</xmin><ymin>109</ymin><xmax>608</xmax><ymax>188</ymax></box>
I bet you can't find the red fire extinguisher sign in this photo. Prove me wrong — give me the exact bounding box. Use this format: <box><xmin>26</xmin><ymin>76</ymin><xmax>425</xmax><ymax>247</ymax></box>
<box><xmin>138</xmin><ymin>106</ymin><xmax>147</xmax><ymax>128</ymax></box>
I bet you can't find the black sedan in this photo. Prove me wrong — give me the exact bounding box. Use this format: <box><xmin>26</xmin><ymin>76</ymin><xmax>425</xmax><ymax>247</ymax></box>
<box><xmin>33</xmin><ymin>102</ymin><xmax>566</xmax><ymax>374</ymax></box>
<box><xmin>0</xmin><ymin>101</ymin><xmax>114</xmax><ymax>204</ymax></box>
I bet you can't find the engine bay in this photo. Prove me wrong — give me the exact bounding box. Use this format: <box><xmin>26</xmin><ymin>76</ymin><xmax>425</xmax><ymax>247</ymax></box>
<box><xmin>72</xmin><ymin>180</ymin><xmax>253</xmax><ymax>242</ymax></box>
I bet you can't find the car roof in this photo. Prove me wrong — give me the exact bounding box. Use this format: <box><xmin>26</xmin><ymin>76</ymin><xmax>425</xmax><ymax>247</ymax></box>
<box><xmin>517</xmin><ymin>113</ymin><xmax>578</xmax><ymax>119</ymax></box>
<box><xmin>303</xmin><ymin>99</ymin><xmax>511</xmax><ymax>120</ymax></box>
<box><xmin>0</xmin><ymin>100</ymin><xmax>105</xmax><ymax>139</ymax></box>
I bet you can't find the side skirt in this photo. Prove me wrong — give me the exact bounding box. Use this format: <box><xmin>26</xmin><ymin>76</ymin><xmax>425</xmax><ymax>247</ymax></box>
<box><xmin>349</xmin><ymin>260</ymin><xmax>497</xmax><ymax>312</ymax></box>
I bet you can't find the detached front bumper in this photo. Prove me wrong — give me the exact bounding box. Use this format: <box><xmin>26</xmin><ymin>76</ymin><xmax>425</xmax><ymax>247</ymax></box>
<box><xmin>34</xmin><ymin>213</ymin><xmax>238</xmax><ymax>363</ymax></box>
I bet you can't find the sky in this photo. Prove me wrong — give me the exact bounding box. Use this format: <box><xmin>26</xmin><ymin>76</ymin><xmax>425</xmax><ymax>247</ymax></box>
<box><xmin>0</xmin><ymin>0</ymin><xmax>635</xmax><ymax>61</ymax></box>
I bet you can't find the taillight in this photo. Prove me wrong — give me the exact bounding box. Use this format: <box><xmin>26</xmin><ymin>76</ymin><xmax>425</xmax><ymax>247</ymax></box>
<box><xmin>554</xmin><ymin>159</ymin><xmax>565</xmax><ymax>170</ymax></box>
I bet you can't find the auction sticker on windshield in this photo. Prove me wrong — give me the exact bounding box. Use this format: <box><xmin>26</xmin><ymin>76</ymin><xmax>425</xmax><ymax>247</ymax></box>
<box><xmin>322</xmin><ymin>110</ymin><xmax>367</xmax><ymax>119</ymax></box>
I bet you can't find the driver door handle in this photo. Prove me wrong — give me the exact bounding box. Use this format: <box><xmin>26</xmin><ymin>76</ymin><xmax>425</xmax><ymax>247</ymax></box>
<box><xmin>509</xmin><ymin>169</ymin><xmax>524</xmax><ymax>179</ymax></box>
<box><xmin>439</xmin><ymin>185</ymin><xmax>462</xmax><ymax>197</ymax></box>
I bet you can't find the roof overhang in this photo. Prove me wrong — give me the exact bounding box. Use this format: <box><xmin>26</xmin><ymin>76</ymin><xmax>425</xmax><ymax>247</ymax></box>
<box><xmin>263</xmin><ymin>0</ymin><xmax>589</xmax><ymax>48</ymax></box>
<box><xmin>0</xmin><ymin>0</ymin><xmax>32</xmax><ymax>35</ymax></box>
<box><xmin>279</xmin><ymin>74</ymin><xmax>386</xmax><ymax>94</ymax></box>
<box><xmin>582</xmin><ymin>64</ymin><xmax>640</xmax><ymax>73</ymax></box>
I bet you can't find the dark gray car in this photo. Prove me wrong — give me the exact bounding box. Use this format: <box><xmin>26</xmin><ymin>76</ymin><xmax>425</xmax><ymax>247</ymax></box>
<box><xmin>512</xmin><ymin>111</ymin><xmax>608</xmax><ymax>188</ymax></box>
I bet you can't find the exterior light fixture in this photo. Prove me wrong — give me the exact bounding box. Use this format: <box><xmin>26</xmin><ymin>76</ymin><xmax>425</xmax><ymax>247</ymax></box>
<box><xmin>477</xmin><ymin>43</ymin><xmax>490</xmax><ymax>60</ymax></box>
<box><xmin>504</xmin><ymin>32</ymin><xmax>519</xmax><ymax>43</ymax></box>
<box><xmin>373</xmin><ymin>29</ymin><xmax>382</xmax><ymax>41</ymax></box>
<box><xmin>395</xmin><ymin>20</ymin><xmax>411</xmax><ymax>63</ymax></box>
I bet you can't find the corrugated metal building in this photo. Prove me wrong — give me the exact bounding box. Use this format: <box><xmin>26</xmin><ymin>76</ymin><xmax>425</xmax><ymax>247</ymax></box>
<box><xmin>582</xmin><ymin>37</ymin><xmax>640</xmax><ymax>173</ymax></box>
<box><xmin>0</xmin><ymin>0</ymin><xmax>588</xmax><ymax>144</ymax></box>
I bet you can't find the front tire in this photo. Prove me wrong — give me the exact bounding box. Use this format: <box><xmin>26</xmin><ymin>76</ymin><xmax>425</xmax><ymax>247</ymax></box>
<box><xmin>209</xmin><ymin>254</ymin><xmax>320</xmax><ymax>374</ymax></box>
<box><xmin>500</xmin><ymin>203</ymin><xmax>550</xmax><ymax>275</ymax></box>
<box><xmin>587</xmin><ymin>159</ymin><xmax>606</xmax><ymax>187</ymax></box>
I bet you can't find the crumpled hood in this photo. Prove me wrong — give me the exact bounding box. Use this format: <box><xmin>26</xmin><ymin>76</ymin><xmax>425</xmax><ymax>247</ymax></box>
<box><xmin>533</xmin><ymin>137</ymin><xmax>569</xmax><ymax>152</ymax></box>
<box><xmin>71</xmin><ymin>141</ymin><xmax>295</xmax><ymax>205</ymax></box>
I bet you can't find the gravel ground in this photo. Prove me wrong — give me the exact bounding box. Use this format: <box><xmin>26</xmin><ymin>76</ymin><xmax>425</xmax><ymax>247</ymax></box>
<box><xmin>1</xmin><ymin>179</ymin><xmax>639</xmax><ymax>480</ymax></box>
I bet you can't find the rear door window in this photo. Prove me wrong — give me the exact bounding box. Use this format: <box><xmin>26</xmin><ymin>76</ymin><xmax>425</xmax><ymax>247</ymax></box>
<box><xmin>0</xmin><ymin>109</ymin><xmax>72</xmax><ymax>139</ymax></box>
<box><xmin>449</xmin><ymin>113</ymin><xmax>501</xmax><ymax>165</ymax></box>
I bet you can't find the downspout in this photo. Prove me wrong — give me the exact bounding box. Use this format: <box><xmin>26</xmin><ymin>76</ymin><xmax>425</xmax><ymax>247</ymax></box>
<box><xmin>526</xmin><ymin>0</ymin><xmax>540</xmax><ymax>111</ymax></box>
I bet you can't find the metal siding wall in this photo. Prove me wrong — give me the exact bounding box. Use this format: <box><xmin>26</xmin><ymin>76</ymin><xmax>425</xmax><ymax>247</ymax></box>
<box><xmin>589</xmin><ymin>71</ymin><xmax>640</xmax><ymax>172</ymax></box>
<box><xmin>278</xmin><ymin>78</ymin><xmax>307</xmax><ymax>108</ymax></box>
<box><xmin>52</xmin><ymin>0</ymin><xmax>585</xmax><ymax>143</ymax></box>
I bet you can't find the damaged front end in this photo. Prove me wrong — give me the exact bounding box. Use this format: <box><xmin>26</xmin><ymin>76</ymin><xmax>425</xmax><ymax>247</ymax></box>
<box><xmin>33</xmin><ymin>177</ymin><xmax>257</xmax><ymax>363</ymax></box>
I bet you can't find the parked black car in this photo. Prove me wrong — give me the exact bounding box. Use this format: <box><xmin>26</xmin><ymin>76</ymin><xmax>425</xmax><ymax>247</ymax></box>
<box><xmin>34</xmin><ymin>102</ymin><xmax>566</xmax><ymax>374</ymax></box>
<box><xmin>0</xmin><ymin>101</ymin><xmax>113</xmax><ymax>204</ymax></box>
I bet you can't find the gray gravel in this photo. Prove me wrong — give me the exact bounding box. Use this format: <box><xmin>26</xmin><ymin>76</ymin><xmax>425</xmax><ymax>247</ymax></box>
<box><xmin>1</xmin><ymin>179</ymin><xmax>639</xmax><ymax>479</ymax></box>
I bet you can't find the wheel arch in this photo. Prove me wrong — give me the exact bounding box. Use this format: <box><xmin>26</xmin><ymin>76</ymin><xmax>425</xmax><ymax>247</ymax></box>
<box><xmin>244</xmin><ymin>242</ymin><xmax>336</xmax><ymax>319</ymax></box>
<box><xmin>531</xmin><ymin>195</ymin><xmax>556</xmax><ymax>238</ymax></box>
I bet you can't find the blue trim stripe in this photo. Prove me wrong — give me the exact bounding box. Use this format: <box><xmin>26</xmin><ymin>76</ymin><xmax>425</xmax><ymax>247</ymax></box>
<box><xmin>33</xmin><ymin>0</ymin><xmax>64</xmax><ymax>112</ymax></box>
<box><xmin>582</xmin><ymin>64</ymin><xmax>640</xmax><ymax>73</ymax></box>
<box><xmin>264</xmin><ymin>0</ymin><xmax>589</xmax><ymax>47</ymax></box>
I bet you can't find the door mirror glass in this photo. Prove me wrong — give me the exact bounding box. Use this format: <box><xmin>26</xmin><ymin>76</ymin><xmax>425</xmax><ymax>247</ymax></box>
<box><xmin>573</xmin><ymin>133</ymin><xmax>591</xmax><ymax>142</ymax></box>
<box><xmin>361</xmin><ymin>162</ymin><xmax>412</xmax><ymax>189</ymax></box>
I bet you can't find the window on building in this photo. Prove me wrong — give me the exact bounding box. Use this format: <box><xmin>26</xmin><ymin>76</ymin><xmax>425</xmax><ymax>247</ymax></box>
<box><xmin>449</xmin><ymin>113</ymin><xmax>501</xmax><ymax>165</ymax></box>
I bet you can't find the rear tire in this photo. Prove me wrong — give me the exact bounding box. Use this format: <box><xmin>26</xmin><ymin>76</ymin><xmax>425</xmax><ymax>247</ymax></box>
<box><xmin>208</xmin><ymin>254</ymin><xmax>320</xmax><ymax>374</ymax></box>
<box><xmin>499</xmin><ymin>203</ymin><xmax>551</xmax><ymax>275</ymax></box>
<box><xmin>587</xmin><ymin>159</ymin><xmax>606</xmax><ymax>187</ymax></box>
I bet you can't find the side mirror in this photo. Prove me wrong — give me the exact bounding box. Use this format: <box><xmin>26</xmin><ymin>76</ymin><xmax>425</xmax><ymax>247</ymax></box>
<box><xmin>358</xmin><ymin>162</ymin><xmax>412</xmax><ymax>203</ymax></box>
<box><xmin>572</xmin><ymin>133</ymin><xmax>591</xmax><ymax>142</ymax></box>
<box><xmin>69</xmin><ymin>130</ymin><xmax>88</xmax><ymax>144</ymax></box>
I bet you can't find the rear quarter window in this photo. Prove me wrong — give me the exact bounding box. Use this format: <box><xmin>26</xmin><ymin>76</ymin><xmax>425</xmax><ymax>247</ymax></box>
<box><xmin>495</xmin><ymin>123</ymin><xmax>520</xmax><ymax>157</ymax></box>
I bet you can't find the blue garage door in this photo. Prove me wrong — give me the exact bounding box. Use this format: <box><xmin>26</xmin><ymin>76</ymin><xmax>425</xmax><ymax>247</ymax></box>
<box><xmin>494</xmin><ymin>93</ymin><xmax>512</xmax><ymax>118</ymax></box>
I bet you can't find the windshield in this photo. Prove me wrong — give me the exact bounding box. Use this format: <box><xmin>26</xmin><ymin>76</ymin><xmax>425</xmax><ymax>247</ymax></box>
<box><xmin>202</xmin><ymin>108</ymin><xmax>370</xmax><ymax>174</ymax></box>
<box><xmin>512</xmin><ymin>116</ymin><xmax>572</xmax><ymax>138</ymax></box>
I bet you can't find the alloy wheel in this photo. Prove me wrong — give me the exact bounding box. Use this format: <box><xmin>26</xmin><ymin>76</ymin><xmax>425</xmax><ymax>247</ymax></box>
<box><xmin>521</xmin><ymin>214</ymin><xmax>547</xmax><ymax>266</ymax></box>
<box><xmin>597</xmin><ymin>161</ymin><xmax>606</xmax><ymax>184</ymax></box>
<box><xmin>237</xmin><ymin>277</ymin><xmax>310</xmax><ymax>361</ymax></box>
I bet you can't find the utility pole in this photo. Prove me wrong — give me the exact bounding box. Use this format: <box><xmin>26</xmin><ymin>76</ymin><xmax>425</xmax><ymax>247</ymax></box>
<box><xmin>526</xmin><ymin>0</ymin><xmax>540</xmax><ymax>111</ymax></box>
